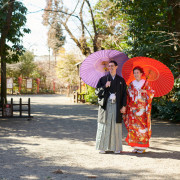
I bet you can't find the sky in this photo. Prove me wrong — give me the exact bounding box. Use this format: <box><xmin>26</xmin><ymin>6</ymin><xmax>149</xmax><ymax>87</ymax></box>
<box><xmin>20</xmin><ymin>0</ymin><xmax>97</xmax><ymax>56</ymax></box>
<box><xmin>21</xmin><ymin>0</ymin><xmax>49</xmax><ymax>55</ymax></box>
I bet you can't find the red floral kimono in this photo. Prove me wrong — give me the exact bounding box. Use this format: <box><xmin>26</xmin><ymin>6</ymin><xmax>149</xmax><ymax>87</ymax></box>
<box><xmin>124</xmin><ymin>80</ymin><xmax>154</xmax><ymax>148</ymax></box>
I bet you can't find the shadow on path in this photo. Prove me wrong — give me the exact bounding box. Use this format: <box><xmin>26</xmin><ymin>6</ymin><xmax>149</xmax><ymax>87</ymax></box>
<box><xmin>0</xmin><ymin>95</ymin><xmax>180</xmax><ymax>179</ymax></box>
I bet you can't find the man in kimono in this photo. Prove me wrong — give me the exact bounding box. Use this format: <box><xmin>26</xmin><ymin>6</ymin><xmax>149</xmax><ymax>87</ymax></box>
<box><xmin>95</xmin><ymin>60</ymin><xmax>127</xmax><ymax>154</ymax></box>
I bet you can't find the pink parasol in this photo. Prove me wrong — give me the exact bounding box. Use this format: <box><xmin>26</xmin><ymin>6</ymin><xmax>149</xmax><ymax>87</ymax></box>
<box><xmin>80</xmin><ymin>50</ymin><xmax>129</xmax><ymax>88</ymax></box>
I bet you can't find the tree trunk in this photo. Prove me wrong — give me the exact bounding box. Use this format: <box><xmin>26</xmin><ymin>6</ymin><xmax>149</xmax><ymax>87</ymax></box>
<box><xmin>0</xmin><ymin>0</ymin><xmax>14</xmax><ymax>103</ymax></box>
<box><xmin>173</xmin><ymin>0</ymin><xmax>180</xmax><ymax>73</ymax></box>
<box><xmin>55</xmin><ymin>52</ymin><xmax>56</xmax><ymax>66</ymax></box>
<box><xmin>85</xmin><ymin>0</ymin><xmax>98</xmax><ymax>52</ymax></box>
<box><xmin>1</xmin><ymin>57</ymin><xmax>7</xmax><ymax>103</ymax></box>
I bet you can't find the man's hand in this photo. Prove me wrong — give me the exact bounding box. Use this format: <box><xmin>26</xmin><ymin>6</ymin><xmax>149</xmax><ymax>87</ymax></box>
<box><xmin>120</xmin><ymin>106</ymin><xmax>126</xmax><ymax>114</ymax></box>
<box><xmin>105</xmin><ymin>81</ymin><xmax>111</xmax><ymax>88</ymax></box>
<box><xmin>140</xmin><ymin>89</ymin><xmax>147</xmax><ymax>93</ymax></box>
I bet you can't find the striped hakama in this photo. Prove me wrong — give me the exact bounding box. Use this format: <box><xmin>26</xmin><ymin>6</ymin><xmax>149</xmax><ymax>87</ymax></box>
<box><xmin>96</xmin><ymin>98</ymin><xmax>122</xmax><ymax>151</ymax></box>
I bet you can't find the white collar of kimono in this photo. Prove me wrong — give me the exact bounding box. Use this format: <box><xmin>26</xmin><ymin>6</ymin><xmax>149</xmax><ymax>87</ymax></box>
<box><xmin>132</xmin><ymin>79</ymin><xmax>145</xmax><ymax>90</ymax></box>
<box><xmin>110</xmin><ymin>74</ymin><xmax>116</xmax><ymax>80</ymax></box>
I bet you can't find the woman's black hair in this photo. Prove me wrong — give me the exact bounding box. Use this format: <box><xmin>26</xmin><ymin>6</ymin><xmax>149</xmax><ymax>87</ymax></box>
<box><xmin>133</xmin><ymin>66</ymin><xmax>145</xmax><ymax>75</ymax></box>
<box><xmin>109</xmin><ymin>60</ymin><xmax>118</xmax><ymax>66</ymax></box>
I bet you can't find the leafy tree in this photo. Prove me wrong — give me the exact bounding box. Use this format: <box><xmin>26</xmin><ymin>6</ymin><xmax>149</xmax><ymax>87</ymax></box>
<box><xmin>19</xmin><ymin>51</ymin><xmax>37</xmax><ymax>78</ymax></box>
<box><xmin>56</xmin><ymin>54</ymin><xmax>79</xmax><ymax>86</ymax></box>
<box><xmin>113</xmin><ymin>0</ymin><xmax>179</xmax><ymax>76</ymax></box>
<box><xmin>43</xmin><ymin>0</ymin><xmax>100</xmax><ymax>56</ymax></box>
<box><xmin>47</xmin><ymin>22</ymin><xmax>65</xmax><ymax>52</ymax></box>
<box><xmin>45</xmin><ymin>20</ymin><xmax>65</xmax><ymax>64</ymax></box>
<box><xmin>7</xmin><ymin>62</ymin><xmax>21</xmax><ymax>78</ymax></box>
<box><xmin>6</xmin><ymin>51</ymin><xmax>39</xmax><ymax>81</ymax></box>
<box><xmin>93</xmin><ymin>0</ymin><xmax>129</xmax><ymax>51</ymax></box>
<box><xmin>43</xmin><ymin>0</ymin><xmax>131</xmax><ymax>56</ymax></box>
<box><xmin>0</xmin><ymin>0</ymin><xmax>30</xmax><ymax>101</ymax></box>
<box><xmin>113</xmin><ymin>0</ymin><xmax>180</xmax><ymax>121</ymax></box>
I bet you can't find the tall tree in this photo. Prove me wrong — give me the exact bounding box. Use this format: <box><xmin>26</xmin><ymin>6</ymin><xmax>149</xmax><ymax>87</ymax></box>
<box><xmin>93</xmin><ymin>0</ymin><xmax>129</xmax><ymax>51</ymax></box>
<box><xmin>113</xmin><ymin>0</ymin><xmax>180</xmax><ymax>76</ymax></box>
<box><xmin>43</xmin><ymin>0</ymin><xmax>100</xmax><ymax>56</ymax></box>
<box><xmin>7</xmin><ymin>51</ymin><xmax>39</xmax><ymax>79</ymax></box>
<box><xmin>19</xmin><ymin>51</ymin><xmax>36</xmax><ymax>78</ymax></box>
<box><xmin>113</xmin><ymin>0</ymin><xmax>180</xmax><ymax>121</ymax></box>
<box><xmin>56</xmin><ymin>53</ymin><xmax>79</xmax><ymax>85</ymax></box>
<box><xmin>0</xmin><ymin>0</ymin><xmax>30</xmax><ymax>102</ymax></box>
<box><xmin>43</xmin><ymin>0</ymin><xmax>129</xmax><ymax>56</ymax></box>
<box><xmin>46</xmin><ymin>21</ymin><xmax>65</xmax><ymax>65</ymax></box>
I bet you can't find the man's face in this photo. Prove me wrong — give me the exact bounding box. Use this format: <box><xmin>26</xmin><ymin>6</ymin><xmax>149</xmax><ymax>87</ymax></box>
<box><xmin>108</xmin><ymin>63</ymin><xmax>118</xmax><ymax>74</ymax></box>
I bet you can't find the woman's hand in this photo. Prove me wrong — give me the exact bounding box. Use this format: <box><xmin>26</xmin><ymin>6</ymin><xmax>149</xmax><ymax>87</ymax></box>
<box><xmin>120</xmin><ymin>106</ymin><xmax>126</xmax><ymax>114</ymax></box>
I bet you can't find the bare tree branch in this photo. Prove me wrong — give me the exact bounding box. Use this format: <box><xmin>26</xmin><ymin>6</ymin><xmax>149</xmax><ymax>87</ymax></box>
<box><xmin>64</xmin><ymin>0</ymin><xmax>80</xmax><ymax>24</ymax></box>
<box><xmin>85</xmin><ymin>0</ymin><xmax>98</xmax><ymax>52</ymax></box>
<box><xmin>60</xmin><ymin>19</ymin><xmax>82</xmax><ymax>49</ymax></box>
<box><xmin>44</xmin><ymin>8</ymin><xmax>93</xmax><ymax>40</ymax></box>
<box><xmin>85</xmin><ymin>0</ymin><xmax>97</xmax><ymax>36</ymax></box>
<box><xmin>79</xmin><ymin>0</ymin><xmax>85</xmax><ymax>38</ymax></box>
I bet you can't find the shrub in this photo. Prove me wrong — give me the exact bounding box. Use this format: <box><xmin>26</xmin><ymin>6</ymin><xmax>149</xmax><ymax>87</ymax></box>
<box><xmin>152</xmin><ymin>78</ymin><xmax>180</xmax><ymax>122</ymax></box>
<box><xmin>85</xmin><ymin>85</ymin><xmax>98</xmax><ymax>104</ymax></box>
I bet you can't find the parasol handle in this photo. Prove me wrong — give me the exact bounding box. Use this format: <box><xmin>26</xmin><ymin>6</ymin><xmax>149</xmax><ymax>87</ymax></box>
<box><xmin>142</xmin><ymin>78</ymin><xmax>147</xmax><ymax>89</ymax></box>
<box><xmin>142</xmin><ymin>70</ymin><xmax>151</xmax><ymax>89</ymax></box>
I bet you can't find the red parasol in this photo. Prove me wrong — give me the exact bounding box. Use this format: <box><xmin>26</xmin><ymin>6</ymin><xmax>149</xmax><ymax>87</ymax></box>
<box><xmin>122</xmin><ymin>57</ymin><xmax>174</xmax><ymax>97</ymax></box>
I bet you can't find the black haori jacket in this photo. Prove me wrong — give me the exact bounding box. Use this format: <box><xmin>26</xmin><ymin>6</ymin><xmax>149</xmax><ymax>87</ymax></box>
<box><xmin>95</xmin><ymin>74</ymin><xmax>127</xmax><ymax>123</ymax></box>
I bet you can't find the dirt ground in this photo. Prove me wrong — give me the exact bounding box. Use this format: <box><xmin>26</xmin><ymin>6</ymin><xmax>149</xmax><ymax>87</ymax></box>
<box><xmin>0</xmin><ymin>94</ymin><xmax>180</xmax><ymax>180</ymax></box>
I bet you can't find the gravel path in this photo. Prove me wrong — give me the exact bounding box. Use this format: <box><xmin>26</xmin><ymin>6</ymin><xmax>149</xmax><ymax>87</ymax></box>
<box><xmin>0</xmin><ymin>94</ymin><xmax>180</xmax><ymax>180</ymax></box>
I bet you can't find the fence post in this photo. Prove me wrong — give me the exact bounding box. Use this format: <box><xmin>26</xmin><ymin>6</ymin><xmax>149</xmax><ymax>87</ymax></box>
<box><xmin>28</xmin><ymin>98</ymin><xmax>31</xmax><ymax>117</ymax></box>
<box><xmin>2</xmin><ymin>98</ymin><xmax>4</xmax><ymax>117</ymax></box>
<box><xmin>20</xmin><ymin>98</ymin><xmax>22</xmax><ymax>117</ymax></box>
<box><xmin>11</xmin><ymin>98</ymin><xmax>13</xmax><ymax>117</ymax></box>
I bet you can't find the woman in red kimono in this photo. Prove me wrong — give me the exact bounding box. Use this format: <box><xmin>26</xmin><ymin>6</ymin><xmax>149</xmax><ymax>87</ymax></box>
<box><xmin>124</xmin><ymin>66</ymin><xmax>155</xmax><ymax>153</ymax></box>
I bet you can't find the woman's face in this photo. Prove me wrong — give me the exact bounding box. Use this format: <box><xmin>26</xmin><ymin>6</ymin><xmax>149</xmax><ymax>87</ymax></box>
<box><xmin>133</xmin><ymin>69</ymin><xmax>143</xmax><ymax>81</ymax></box>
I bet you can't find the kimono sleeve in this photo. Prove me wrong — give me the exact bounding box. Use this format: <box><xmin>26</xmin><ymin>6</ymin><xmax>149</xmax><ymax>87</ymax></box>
<box><xmin>123</xmin><ymin>84</ymin><xmax>131</xmax><ymax>131</ymax></box>
<box><xmin>122</xmin><ymin>78</ymin><xmax>127</xmax><ymax>107</ymax></box>
<box><xmin>95</xmin><ymin>77</ymin><xmax>106</xmax><ymax>98</ymax></box>
<box><xmin>144</xmin><ymin>81</ymin><xmax>155</xmax><ymax>138</ymax></box>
